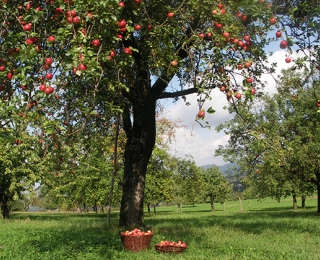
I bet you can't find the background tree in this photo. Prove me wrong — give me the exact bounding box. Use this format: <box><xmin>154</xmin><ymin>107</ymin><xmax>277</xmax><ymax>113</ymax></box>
<box><xmin>216</xmin><ymin>68</ymin><xmax>320</xmax><ymax>211</ymax></box>
<box><xmin>202</xmin><ymin>165</ymin><xmax>231</xmax><ymax>211</ymax></box>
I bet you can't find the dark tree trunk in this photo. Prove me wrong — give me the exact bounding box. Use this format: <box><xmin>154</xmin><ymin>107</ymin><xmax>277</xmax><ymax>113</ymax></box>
<box><xmin>301</xmin><ymin>196</ymin><xmax>306</xmax><ymax>209</ymax></box>
<box><xmin>0</xmin><ymin>193</ymin><xmax>10</xmax><ymax>219</ymax></box>
<box><xmin>293</xmin><ymin>194</ymin><xmax>297</xmax><ymax>210</ymax></box>
<box><xmin>119</xmin><ymin>94</ymin><xmax>156</xmax><ymax>228</ymax></box>
<box><xmin>210</xmin><ymin>196</ymin><xmax>215</xmax><ymax>212</ymax></box>
<box><xmin>317</xmin><ymin>184</ymin><xmax>320</xmax><ymax>214</ymax></box>
<box><xmin>153</xmin><ymin>205</ymin><xmax>156</xmax><ymax>214</ymax></box>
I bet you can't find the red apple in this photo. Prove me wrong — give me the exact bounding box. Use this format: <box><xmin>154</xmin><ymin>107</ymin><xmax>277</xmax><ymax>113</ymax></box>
<box><xmin>134</xmin><ymin>24</ymin><xmax>141</xmax><ymax>30</ymax></box>
<box><xmin>118</xmin><ymin>2</ymin><xmax>125</xmax><ymax>8</ymax></box>
<box><xmin>48</xmin><ymin>36</ymin><xmax>56</xmax><ymax>43</ymax></box>
<box><xmin>215</xmin><ymin>23</ymin><xmax>222</xmax><ymax>29</ymax></box>
<box><xmin>167</xmin><ymin>12</ymin><xmax>174</xmax><ymax>18</ymax></box>
<box><xmin>124</xmin><ymin>47</ymin><xmax>132</xmax><ymax>55</ymax></box>
<box><xmin>199</xmin><ymin>33</ymin><xmax>205</xmax><ymax>39</ymax></box>
<box><xmin>247</xmin><ymin>77</ymin><xmax>253</xmax><ymax>83</ymax></box>
<box><xmin>0</xmin><ymin>65</ymin><xmax>5</xmax><ymax>71</ymax></box>
<box><xmin>244</xmin><ymin>61</ymin><xmax>252</xmax><ymax>68</ymax></box>
<box><xmin>78</xmin><ymin>63</ymin><xmax>87</xmax><ymax>70</ymax></box>
<box><xmin>280</xmin><ymin>40</ymin><xmax>288</xmax><ymax>49</ymax></box>
<box><xmin>7</xmin><ymin>72</ymin><xmax>13</xmax><ymax>80</ymax></box>
<box><xmin>72</xmin><ymin>16</ymin><xmax>80</xmax><ymax>24</ymax></box>
<box><xmin>46</xmin><ymin>73</ymin><xmax>53</xmax><ymax>80</ymax></box>
<box><xmin>118</xmin><ymin>20</ymin><xmax>126</xmax><ymax>28</ymax></box>
<box><xmin>39</xmin><ymin>84</ymin><xmax>46</xmax><ymax>91</ymax></box>
<box><xmin>212</xmin><ymin>9</ymin><xmax>218</xmax><ymax>15</ymax></box>
<box><xmin>170</xmin><ymin>60</ymin><xmax>178</xmax><ymax>66</ymax></box>
<box><xmin>45</xmin><ymin>57</ymin><xmax>53</xmax><ymax>65</ymax></box>
<box><xmin>197</xmin><ymin>110</ymin><xmax>205</xmax><ymax>118</ymax></box>
<box><xmin>243</xmin><ymin>35</ymin><xmax>250</xmax><ymax>42</ymax></box>
<box><xmin>238</xmin><ymin>41</ymin><xmax>244</xmax><ymax>48</ymax></box>
<box><xmin>91</xmin><ymin>39</ymin><xmax>101</xmax><ymax>47</ymax></box>
<box><xmin>23</xmin><ymin>23</ymin><xmax>32</xmax><ymax>31</ymax></box>
<box><xmin>237</xmin><ymin>64</ymin><xmax>243</xmax><ymax>70</ymax></box>
<box><xmin>147</xmin><ymin>24</ymin><xmax>152</xmax><ymax>30</ymax></box>
<box><xmin>222</xmin><ymin>32</ymin><xmax>230</xmax><ymax>38</ymax></box>
<box><xmin>110</xmin><ymin>49</ymin><xmax>117</xmax><ymax>57</ymax></box>
<box><xmin>207</xmin><ymin>32</ymin><xmax>212</xmax><ymax>39</ymax></box>
<box><xmin>251</xmin><ymin>88</ymin><xmax>256</xmax><ymax>95</ymax></box>
<box><xmin>316</xmin><ymin>102</ymin><xmax>320</xmax><ymax>107</ymax></box>
<box><xmin>44</xmin><ymin>86</ymin><xmax>54</xmax><ymax>94</ymax></box>
<box><xmin>285</xmin><ymin>57</ymin><xmax>291</xmax><ymax>63</ymax></box>
<box><xmin>275</xmin><ymin>30</ymin><xmax>282</xmax><ymax>38</ymax></box>
<box><xmin>235</xmin><ymin>92</ymin><xmax>242</xmax><ymax>99</ymax></box>
<box><xmin>269</xmin><ymin>17</ymin><xmax>276</xmax><ymax>25</ymax></box>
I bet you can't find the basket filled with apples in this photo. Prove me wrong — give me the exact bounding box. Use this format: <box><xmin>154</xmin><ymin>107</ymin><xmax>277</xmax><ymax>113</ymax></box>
<box><xmin>155</xmin><ymin>240</ymin><xmax>187</xmax><ymax>253</ymax></box>
<box><xmin>120</xmin><ymin>228</ymin><xmax>154</xmax><ymax>252</ymax></box>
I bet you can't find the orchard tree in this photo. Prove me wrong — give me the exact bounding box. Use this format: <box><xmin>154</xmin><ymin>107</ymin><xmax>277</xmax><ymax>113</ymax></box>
<box><xmin>216</xmin><ymin>68</ymin><xmax>320</xmax><ymax>211</ymax></box>
<box><xmin>202</xmin><ymin>165</ymin><xmax>230</xmax><ymax>211</ymax></box>
<box><xmin>1</xmin><ymin>0</ymin><xmax>316</xmax><ymax>226</ymax></box>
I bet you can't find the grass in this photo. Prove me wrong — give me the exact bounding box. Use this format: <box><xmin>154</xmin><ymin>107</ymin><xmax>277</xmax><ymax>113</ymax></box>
<box><xmin>1</xmin><ymin>197</ymin><xmax>320</xmax><ymax>259</ymax></box>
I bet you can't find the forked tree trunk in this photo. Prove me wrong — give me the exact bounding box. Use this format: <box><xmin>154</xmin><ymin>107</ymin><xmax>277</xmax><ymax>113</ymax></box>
<box><xmin>119</xmin><ymin>99</ymin><xmax>156</xmax><ymax>228</ymax></box>
<box><xmin>0</xmin><ymin>193</ymin><xmax>9</xmax><ymax>219</ymax></box>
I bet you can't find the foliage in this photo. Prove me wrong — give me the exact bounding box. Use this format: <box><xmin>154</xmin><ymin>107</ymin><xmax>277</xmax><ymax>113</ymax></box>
<box><xmin>201</xmin><ymin>164</ymin><xmax>231</xmax><ymax>211</ymax></box>
<box><xmin>216</xmin><ymin>68</ymin><xmax>320</xmax><ymax>210</ymax></box>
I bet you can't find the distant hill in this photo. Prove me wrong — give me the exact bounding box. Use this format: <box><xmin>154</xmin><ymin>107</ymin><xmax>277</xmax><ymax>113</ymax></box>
<box><xmin>200</xmin><ymin>162</ymin><xmax>238</xmax><ymax>174</ymax></box>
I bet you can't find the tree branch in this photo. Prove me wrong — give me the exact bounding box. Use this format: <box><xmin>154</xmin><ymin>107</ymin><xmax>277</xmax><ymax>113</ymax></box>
<box><xmin>159</xmin><ymin>87</ymin><xmax>199</xmax><ymax>99</ymax></box>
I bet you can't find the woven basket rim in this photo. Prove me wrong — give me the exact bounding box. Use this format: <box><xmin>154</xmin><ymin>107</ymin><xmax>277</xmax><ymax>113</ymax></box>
<box><xmin>154</xmin><ymin>244</ymin><xmax>187</xmax><ymax>253</ymax></box>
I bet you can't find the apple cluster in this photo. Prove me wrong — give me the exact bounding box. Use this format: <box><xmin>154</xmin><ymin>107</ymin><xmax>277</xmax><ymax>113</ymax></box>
<box><xmin>156</xmin><ymin>240</ymin><xmax>187</xmax><ymax>248</ymax></box>
<box><xmin>121</xmin><ymin>228</ymin><xmax>153</xmax><ymax>236</ymax></box>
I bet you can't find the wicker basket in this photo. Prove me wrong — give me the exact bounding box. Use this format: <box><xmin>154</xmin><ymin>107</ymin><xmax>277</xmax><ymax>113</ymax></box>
<box><xmin>155</xmin><ymin>244</ymin><xmax>187</xmax><ymax>254</ymax></box>
<box><xmin>120</xmin><ymin>232</ymin><xmax>154</xmax><ymax>252</ymax></box>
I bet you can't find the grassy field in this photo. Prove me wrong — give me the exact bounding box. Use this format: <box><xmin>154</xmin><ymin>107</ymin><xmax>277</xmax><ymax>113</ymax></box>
<box><xmin>1</xmin><ymin>197</ymin><xmax>320</xmax><ymax>260</ymax></box>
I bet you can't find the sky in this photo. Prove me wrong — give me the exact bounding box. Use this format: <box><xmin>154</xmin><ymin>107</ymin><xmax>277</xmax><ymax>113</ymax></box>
<box><xmin>161</xmin><ymin>48</ymin><xmax>302</xmax><ymax>167</ymax></box>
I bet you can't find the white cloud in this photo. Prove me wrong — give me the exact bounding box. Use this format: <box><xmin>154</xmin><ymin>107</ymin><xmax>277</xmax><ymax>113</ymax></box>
<box><xmin>161</xmin><ymin>48</ymin><xmax>303</xmax><ymax>166</ymax></box>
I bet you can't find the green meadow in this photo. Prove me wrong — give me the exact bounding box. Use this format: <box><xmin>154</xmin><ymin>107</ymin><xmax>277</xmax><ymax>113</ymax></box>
<box><xmin>1</xmin><ymin>197</ymin><xmax>320</xmax><ymax>260</ymax></box>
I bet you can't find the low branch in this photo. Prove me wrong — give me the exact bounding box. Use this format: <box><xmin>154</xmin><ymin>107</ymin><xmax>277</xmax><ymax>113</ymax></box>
<box><xmin>159</xmin><ymin>87</ymin><xmax>198</xmax><ymax>99</ymax></box>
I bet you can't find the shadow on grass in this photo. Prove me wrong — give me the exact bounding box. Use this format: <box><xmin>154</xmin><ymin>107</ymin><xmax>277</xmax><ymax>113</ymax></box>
<box><xmin>8</xmin><ymin>205</ymin><xmax>320</xmax><ymax>258</ymax></box>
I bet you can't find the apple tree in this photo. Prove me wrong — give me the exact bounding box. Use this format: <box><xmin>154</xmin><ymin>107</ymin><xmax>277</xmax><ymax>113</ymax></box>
<box><xmin>201</xmin><ymin>165</ymin><xmax>231</xmax><ymax>211</ymax></box>
<box><xmin>216</xmin><ymin>68</ymin><xmax>320</xmax><ymax>211</ymax></box>
<box><xmin>2</xmin><ymin>0</ymin><xmax>310</xmax><ymax>226</ymax></box>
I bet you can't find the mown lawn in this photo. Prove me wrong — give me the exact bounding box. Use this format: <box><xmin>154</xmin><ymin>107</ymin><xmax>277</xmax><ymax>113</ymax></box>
<box><xmin>1</xmin><ymin>197</ymin><xmax>320</xmax><ymax>259</ymax></box>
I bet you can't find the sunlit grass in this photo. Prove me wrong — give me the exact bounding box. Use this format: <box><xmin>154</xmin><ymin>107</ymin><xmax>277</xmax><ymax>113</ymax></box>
<box><xmin>1</xmin><ymin>197</ymin><xmax>319</xmax><ymax>259</ymax></box>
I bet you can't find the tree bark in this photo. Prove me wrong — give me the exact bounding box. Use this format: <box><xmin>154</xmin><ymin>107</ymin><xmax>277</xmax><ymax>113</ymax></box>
<box><xmin>301</xmin><ymin>196</ymin><xmax>305</xmax><ymax>209</ymax></box>
<box><xmin>293</xmin><ymin>194</ymin><xmax>297</xmax><ymax>210</ymax></box>
<box><xmin>317</xmin><ymin>184</ymin><xmax>320</xmax><ymax>214</ymax></box>
<box><xmin>0</xmin><ymin>193</ymin><xmax>10</xmax><ymax>219</ymax></box>
<box><xmin>119</xmin><ymin>96</ymin><xmax>156</xmax><ymax>228</ymax></box>
<box><xmin>210</xmin><ymin>196</ymin><xmax>215</xmax><ymax>212</ymax></box>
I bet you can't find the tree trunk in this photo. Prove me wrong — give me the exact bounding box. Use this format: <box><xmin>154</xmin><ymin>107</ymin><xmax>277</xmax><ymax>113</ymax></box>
<box><xmin>301</xmin><ymin>196</ymin><xmax>306</xmax><ymax>209</ymax></box>
<box><xmin>210</xmin><ymin>196</ymin><xmax>215</xmax><ymax>212</ymax></box>
<box><xmin>238</xmin><ymin>197</ymin><xmax>243</xmax><ymax>213</ymax></box>
<box><xmin>147</xmin><ymin>203</ymin><xmax>151</xmax><ymax>213</ymax></box>
<box><xmin>119</xmin><ymin>98</ymin><xmax>156</xmax><ymax>228</ymax></box>
<box><xmin>153</xmin><ymin>205</ymin><xmax>156</xmax><ymax>214</ymax></box>
<box><xmin>317</xmin><ymin>184</ymin><xmax>320</xmax><ymax>214</ymax></box>
<box><xmin>293</xmin><ymin>194</ymin><xmax>297</xmax><ymax>210</ymax></box>
<box><xmin>0</xmin><ymin>193</ymin><xmax>9</xmax><ymax>218</ymax></box>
